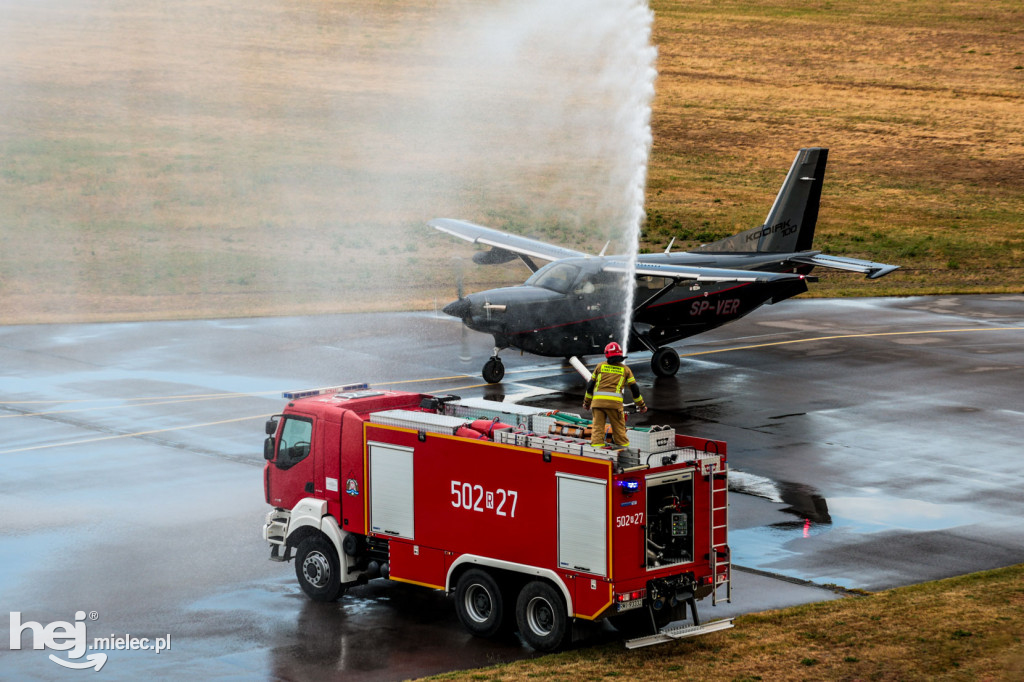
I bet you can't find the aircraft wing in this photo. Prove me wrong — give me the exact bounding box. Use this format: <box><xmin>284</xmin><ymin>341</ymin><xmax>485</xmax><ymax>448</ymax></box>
<box><xmin>789</xmin><ymin>253</ymin><xmax>899</xmax><ymax>279</ymax></box>
<box><xmin>429</xmin><ymin>218</ymin><xmax>589</xmax><ymax>263</ymax></box>
<box><xmin>603</xmin><ymin>260</ymin><xmax>812</xmax><ymax>284</ymax></box>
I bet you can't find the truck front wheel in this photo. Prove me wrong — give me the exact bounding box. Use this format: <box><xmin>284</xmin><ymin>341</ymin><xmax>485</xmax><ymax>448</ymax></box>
<box><xmin>516</xmin><ymin>580</ymin><xmax>569</xmax><ymax>652</ymax></box>
<box><xmin>454</xmin><ymin>569</ymin><xmax>505</xmax><ymax>637</ymax></box>
<box><xmin>294</xmin><ymin>535</ymin><xmax>345</xmax><ymax>602</ymax></box>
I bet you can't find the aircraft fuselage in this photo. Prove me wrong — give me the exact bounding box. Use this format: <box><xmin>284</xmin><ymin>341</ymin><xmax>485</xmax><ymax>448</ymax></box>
<box><xmin>443</xmin><ymin>254</ymin><xmax>810</xmax><ymax>357</ymax></box>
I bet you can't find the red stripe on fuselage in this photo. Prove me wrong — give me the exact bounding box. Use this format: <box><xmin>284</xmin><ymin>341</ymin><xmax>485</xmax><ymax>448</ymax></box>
<box><xmin>505</xmin><ymin>282</ymin><xmax>753</xmax><ymax>336</ymax></box>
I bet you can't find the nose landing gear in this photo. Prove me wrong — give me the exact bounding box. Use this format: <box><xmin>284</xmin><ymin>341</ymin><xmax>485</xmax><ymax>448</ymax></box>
<box><xmin>482</xmin><ymin>349</ymin><xmax>505</xmax><ymax>383</ymax></box>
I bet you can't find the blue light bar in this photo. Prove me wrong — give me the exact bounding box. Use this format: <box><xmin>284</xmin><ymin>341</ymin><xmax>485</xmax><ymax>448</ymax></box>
<box><xmin>620</xmin><ymin>479</ymin><xmax>640</xmax><ymax>492</ymax></box>
<box><xmin>283</xmin><ymin>382</ymin><xmax>369</xmax><ymax>400</ymax></box>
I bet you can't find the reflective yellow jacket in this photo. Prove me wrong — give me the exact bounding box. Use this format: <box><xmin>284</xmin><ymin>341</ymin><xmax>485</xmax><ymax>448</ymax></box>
<box><xmin>585</xmin><ymin>361</ymin><xmax>644</xmax><ymax>409</ymax></box>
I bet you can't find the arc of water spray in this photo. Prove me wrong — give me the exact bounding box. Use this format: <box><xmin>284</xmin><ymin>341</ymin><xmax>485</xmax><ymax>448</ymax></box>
<box><xmin>618</xmin><ymin>1</ymin><xmax>658</xmax><ymax>349</ymax></box>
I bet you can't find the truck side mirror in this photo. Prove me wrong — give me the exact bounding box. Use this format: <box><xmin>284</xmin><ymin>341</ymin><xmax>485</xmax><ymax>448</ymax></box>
<box><xmin>265</xmin><ymin>418</ymin><xmax>278</xmax><ymax>436</ymax></box>
<box><xmin>264</xmin><ymin>437</ymin><xmax>275</xmax><ymax>461</ymax></box>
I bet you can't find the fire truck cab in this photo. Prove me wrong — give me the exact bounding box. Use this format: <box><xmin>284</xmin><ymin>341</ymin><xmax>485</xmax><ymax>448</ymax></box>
<box><xmin>262</xmin><ymin>385</ymin><xmax>731</xmax><ymax>650</ymax></box>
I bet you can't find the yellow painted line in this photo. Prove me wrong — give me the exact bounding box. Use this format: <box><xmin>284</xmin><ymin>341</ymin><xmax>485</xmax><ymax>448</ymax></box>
<box><xmin>0</xmin><ymin>370</ymin><xmax>544</xmax><ymax>407</ymax></box>
<box><xmin>5</xmin><ymin>326</ymin><xmax>1019</xmax><ymax>450</ymax></box>
<box><xmin>0</xmin><ymin>390</ymin><xmax>281</xmax><ymax>406</ymax></box>
<box><xmin>0</xmin><ymin>413</ymin><xmax>277</xmax><ymax>454</ymax></box>
<box><xmin>369</xmin><ymin>374</ymin><xmax>474</xmax><ymax>387</ymax></box>
<box><xmin>368</xmin><ymin>365</ymin><xmax>558</xmax><ymax>389</ymax></box>
<box><xmin>678</xmin><ymin>326</ymin><xmax>1024</xmax><ymax>358</ymax></box>
<box><xmin>0</xmin><ymin>393</ymin><xmax>262</xmax><ymax>419</ymax></box>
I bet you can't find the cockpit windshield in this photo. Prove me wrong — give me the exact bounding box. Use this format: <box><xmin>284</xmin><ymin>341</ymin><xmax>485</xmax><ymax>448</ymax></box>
<box><xmin>526</xmin><ymin>262</ymin><xmax>581</xmax><ymax>294</ymax></box>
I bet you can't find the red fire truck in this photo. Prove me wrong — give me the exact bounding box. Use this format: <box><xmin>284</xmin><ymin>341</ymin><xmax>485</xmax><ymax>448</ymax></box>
<box><xmin>262</xmin><ymin>384</ymin><xmax>732</xmax><ymax>650</ymax></box>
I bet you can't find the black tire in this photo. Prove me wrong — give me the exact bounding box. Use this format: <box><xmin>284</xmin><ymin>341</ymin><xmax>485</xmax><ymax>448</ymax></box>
<box><xmin>651</xmin><ymin>347</ymin><xmax>680</xmax><ymax>377</ymax></box>
<box><xmin>516</xmin><ymin>580</ymin><xmax>569</xmax><ymax>652</ymax></box>
<box><xmin>482</xmin><ymin>358</ymin><xmax>505</xmax><ymax>384</ymax></box>
<box><xmin>454</xmin><ymin>569</ymin><xmax>505</xmax><ymax>638</ymax></box>
<box><xmin>294</xmin><ymin>535</ymin><xmax>345</xmax><ymax>602</ymax></box>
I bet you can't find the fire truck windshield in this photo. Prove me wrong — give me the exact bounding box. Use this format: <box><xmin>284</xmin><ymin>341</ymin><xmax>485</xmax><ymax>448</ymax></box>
<box><xmin>274</xmin><ymin>417</ymin><xmax>312</xmax><ymax>470</ymax></box>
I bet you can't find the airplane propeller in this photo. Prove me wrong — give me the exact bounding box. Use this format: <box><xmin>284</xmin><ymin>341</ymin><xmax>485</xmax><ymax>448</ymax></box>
<box><xmin>452</xmin><ymin>257</ymin><xmax>472</xmax><ymax>362</ymax></box>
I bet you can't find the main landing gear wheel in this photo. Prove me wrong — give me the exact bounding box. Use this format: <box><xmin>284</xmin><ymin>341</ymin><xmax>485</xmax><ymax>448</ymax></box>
<box><xmin>482</xmin><ymin>357</ymin><xmax>505</xmax><ymax>383</ymax></box>
<box><xmin>651</xmin><ymin>347</ymin><xmax>680</xmax><ymax>377</ymax></box>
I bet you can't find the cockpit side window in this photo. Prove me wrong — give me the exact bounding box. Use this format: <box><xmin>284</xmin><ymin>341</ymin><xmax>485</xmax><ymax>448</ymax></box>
<box><xmin>527</xmin><ymin>263</ymin><xmax>581</xmax><ymax>294</ymax></box>
<box><xmin>638</xmin><ymin>275</ymin><xmax>670</xmax><ymax>290</ymax></box>
<box><xmin>575</xmin><ymin>270</ymin><xmax>629</xmax><ymax>295</ymax></box>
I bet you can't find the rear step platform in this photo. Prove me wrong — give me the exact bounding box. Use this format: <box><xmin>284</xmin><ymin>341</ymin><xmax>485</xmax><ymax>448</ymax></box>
<box><xmin>624</xmin><ymin>618</ymin><xmax>735</xmax><ymax>649</ymax></box>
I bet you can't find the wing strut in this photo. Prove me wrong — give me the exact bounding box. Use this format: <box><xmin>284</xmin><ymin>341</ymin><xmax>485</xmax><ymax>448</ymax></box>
<box><xmin>629</xmin><ymin>279</ymin><xmax>680</xmax><ymax>353</ymax></box>
<box><xmin>518</xmin><ymin>254</ymin><xmax>539</xmax><ymax>272</ymax></box>
<box><xmin>634</xmin><ymin>279</ymin><xmax>678</xmax><ymax>313</ymax></box>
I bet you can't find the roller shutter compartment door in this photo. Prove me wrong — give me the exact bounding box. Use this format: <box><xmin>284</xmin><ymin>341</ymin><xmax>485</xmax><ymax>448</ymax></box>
<box><xmin>369</xmin><ymin>442</ymin><xmax>414</xmax><ymax>540</ymax></box>
<box><xmin>557</xmin><ymin>473</ymin><xmax>607</xmax><ymax>577</ymax></box>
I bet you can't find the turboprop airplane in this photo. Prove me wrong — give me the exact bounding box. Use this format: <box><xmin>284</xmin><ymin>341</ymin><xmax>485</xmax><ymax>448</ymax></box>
<box><xmin>434</xmin><ymin>147</ymin><xmax>899</xmax><ymax>383</ymax></box>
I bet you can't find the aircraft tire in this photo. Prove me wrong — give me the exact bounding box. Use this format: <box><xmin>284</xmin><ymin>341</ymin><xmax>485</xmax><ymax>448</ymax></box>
<box><xmin>482</xmin><ymin>358</ymin><xmax>504</xmax><ymax>383</ymax></box>
<box><xmin>651</xmin><ymin>348</ymin><xmax>680</xmax><ymax>377</ymax></box>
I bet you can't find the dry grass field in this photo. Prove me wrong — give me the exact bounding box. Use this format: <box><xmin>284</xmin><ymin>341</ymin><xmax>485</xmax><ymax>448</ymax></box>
<box><xmin>423</xmin><ymin>564</ymin><xmax>1024</xmax><ymax>682</ymax></box>
<box><xmin>647</xmin><ymin>0</ymin><xmax>1024</xmax><ymax>299</ymax></box>
<box><xmin>1</xmin><ymin>0</ymin><xmax>1022</xmax><ymax>324</ymax></box>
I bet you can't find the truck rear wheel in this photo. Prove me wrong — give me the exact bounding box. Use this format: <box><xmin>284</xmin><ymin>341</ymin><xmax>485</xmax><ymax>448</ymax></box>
<box><xmin>454</xmin><ymin>569</ymin><xmax>505</xmax><ymax>637</ymax></box>
<box><xmin>516</xmin><ymin>580</ymin><xmax>568</xmax><ymax>652</ymax></box>
<box><xmin>294</xmin><ymin>535</ymin><xmax>345</xmax><ymax>602</ymax></box>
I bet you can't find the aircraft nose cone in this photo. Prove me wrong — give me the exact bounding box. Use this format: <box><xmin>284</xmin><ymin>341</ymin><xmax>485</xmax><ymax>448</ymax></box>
<box><xmin>443</xmin><ymin>297</ymin><xmax>472</xmax><ymax>320</ymax></box>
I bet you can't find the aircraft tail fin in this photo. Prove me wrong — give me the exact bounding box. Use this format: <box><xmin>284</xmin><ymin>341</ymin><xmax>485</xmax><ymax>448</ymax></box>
<box><xmin>697</xmin><ymin>147</ymin><xmax>828</xmax><ymax>254</ymax></box>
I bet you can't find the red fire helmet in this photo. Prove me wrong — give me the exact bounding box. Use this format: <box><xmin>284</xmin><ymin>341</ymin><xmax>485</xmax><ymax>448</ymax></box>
<box><xmin>604</xmin><ymin>341</ymin><xmax>624</xmax><ymax>359</ymax></box>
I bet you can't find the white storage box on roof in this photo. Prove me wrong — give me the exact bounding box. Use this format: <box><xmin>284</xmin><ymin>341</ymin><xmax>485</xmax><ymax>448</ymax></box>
<box><xmin>444</xmin><ymin>398</ymin><xmax>552</xmax><ymax>427</ymax></box>
<box><xmin>369</xmin><ymin>410</ymin><xmax>466</xmax><ymax>436</ymax></box>
<box><xmin>495</xmin><ymin>429</ymin><xmax>636</xmax><ymax>466</ymax></box>
<box><xmin>627</xmin><ymin>427</ymin><xmax>676</xmax><ymax>453</ymax></box>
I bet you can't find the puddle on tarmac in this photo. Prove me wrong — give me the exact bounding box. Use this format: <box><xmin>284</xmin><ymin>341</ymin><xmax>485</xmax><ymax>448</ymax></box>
<box><xmin>731</xmin><ymin>488</ymin><xmax>992</xmax><ymax>587</ymax></box>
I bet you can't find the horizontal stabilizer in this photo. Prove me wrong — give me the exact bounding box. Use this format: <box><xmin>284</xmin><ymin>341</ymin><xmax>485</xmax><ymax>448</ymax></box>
<box><xmin>790</xmin><ymin>253</ymin><xmax>899</xmax><ymax>279</ymax></box>
<box><xmin>604</xmin><ymin>261</ymin><xmax>814</xmax><ymax>284</ymax></box>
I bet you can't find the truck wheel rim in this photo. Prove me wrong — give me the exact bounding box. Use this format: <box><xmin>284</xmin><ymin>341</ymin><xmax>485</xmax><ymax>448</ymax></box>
<box><xmin>526</xmin><ymin>596</ymin><xmax>554</xmax><ymax>636</ymax></box>
<box><xmin>302</xmin><ymin>551</ymin><xmax>331</xmax><ymax>588</ymax></box>
<box><xmin>464</xmin><ymin>584</ymin><xmax>492</xmax><ymax>623</ymax></box>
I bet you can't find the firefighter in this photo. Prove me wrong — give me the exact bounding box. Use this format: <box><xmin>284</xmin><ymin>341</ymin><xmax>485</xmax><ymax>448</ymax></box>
<box><xmin>583</xmin><ymin>341</ymin><xmax>647</xmax><ymax>448</ymax></box>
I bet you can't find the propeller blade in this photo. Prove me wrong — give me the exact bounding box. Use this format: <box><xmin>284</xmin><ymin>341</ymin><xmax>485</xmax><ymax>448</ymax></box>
<box><xmin>454</xmin><ymin>256</ymin><xmax>465</xmax><ymax>300</ymax></box>
<box><xmin>452</xmin><ymin>256</ymin><xmax>472</xmax><ymax>362</ymax></box>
